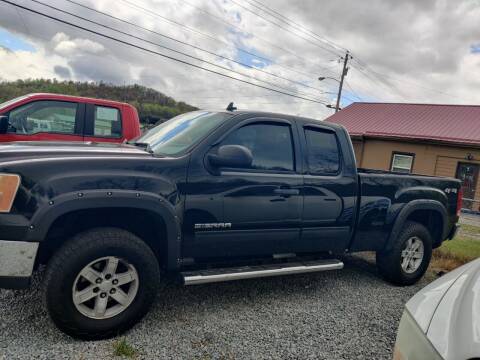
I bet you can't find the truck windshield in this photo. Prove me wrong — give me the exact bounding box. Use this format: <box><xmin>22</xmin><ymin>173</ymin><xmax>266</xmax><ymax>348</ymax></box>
<box><xmin>136</xmin><ymin>111</ymin><xmax>233</xmax><ymax>155</ymax></box>
<box><xmin>0</xmin><ymin>95</ymin><xmax>29</xmax><ymax>111</ymax></box>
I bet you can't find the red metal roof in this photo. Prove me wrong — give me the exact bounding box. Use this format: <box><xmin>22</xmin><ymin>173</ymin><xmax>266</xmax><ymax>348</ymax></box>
<box><xmin>326</xmin><ymin>102</ymin><xmax>480</xmax><ymax>146</ymax></box>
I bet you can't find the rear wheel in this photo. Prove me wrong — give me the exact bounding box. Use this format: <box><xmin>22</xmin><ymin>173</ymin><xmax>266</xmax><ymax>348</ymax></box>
<box><xmin>44</xmin><ymin>227</ymin><xmax>160</xmax><ymax>339</ymax></box>
<box><xmin>376</xmin><ymin>221</ymin><xmax>432</xmax><ymax>285</ymax></box>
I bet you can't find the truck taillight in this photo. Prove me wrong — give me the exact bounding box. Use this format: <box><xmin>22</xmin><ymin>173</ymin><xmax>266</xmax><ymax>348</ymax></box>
<box><xmin>456</xmin><ymin>187</ymin><xmax>463</xmax><ymax>217</ymax></box>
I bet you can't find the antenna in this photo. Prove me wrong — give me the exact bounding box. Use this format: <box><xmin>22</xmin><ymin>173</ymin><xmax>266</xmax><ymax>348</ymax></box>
<box><xmin>226</xmin><ymin>102</ymin><xmax>237</xmax><ymax>111</ymax></box>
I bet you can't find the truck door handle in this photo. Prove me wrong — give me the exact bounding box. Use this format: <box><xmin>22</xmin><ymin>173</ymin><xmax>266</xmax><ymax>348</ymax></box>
<box><xmin>274</xmin><ymin>188</ymin><xmax>300</xmax><ymax>196</ymax></box>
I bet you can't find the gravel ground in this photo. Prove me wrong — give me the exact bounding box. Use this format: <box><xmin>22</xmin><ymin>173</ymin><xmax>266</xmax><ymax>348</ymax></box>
<box><xmin>0</xmin><ymin>255</ymin><xmax>429</xmax><ymax>360</ymax></box>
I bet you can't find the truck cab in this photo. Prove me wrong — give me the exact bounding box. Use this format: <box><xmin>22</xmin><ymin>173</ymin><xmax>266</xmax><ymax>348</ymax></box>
<box><xmin>0</xmin><ymin>93</ymin><xmax>141</xmax><ymax>143</ymax></box>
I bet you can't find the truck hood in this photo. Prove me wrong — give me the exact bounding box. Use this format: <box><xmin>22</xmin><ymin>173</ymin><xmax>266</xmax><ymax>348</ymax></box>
<box><xmin>0</xmin><ymin>141</ymin><xmax>151</xmax><ymax>161</ymax></box>
<box><xmin>406</xmin><ymin>258</ymin><xmax>480</xmax><ymax>360</ymax></box>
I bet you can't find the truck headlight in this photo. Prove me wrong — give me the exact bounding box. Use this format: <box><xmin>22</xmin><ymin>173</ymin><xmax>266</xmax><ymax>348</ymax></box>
<box><xmin>0</xmin><ymin>173</ymin><xmax>20</xmax><ymax>213</ymax></box>
<box><xmin>394</xmin><ymin>310</ymin><xmax>443</xmax><ymax>360</ymax></box>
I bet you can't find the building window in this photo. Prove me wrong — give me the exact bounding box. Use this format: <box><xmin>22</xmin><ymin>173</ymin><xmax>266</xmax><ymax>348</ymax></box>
<box><xmin>391</xmin><ymin>152</ymin><xmax>414</xmax><ymax>173</ymax></box>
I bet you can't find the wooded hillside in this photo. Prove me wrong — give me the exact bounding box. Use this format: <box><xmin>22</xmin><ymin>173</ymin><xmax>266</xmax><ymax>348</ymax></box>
<box><xmin>0</xmin><ymin>79</ymin><xmax>197</xmax><ymax>124</ymax></box>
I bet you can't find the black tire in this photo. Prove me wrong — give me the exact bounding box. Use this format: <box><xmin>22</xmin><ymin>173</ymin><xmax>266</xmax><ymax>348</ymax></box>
<box><xmin>44</xmin><ymin>227</ymin><xmax>160</xmax><ymax>340</ymax></box>
<box><xmin>376</xmin><ymin>221</ymin><xmax>432</xmax><ymax>286</ymax></box>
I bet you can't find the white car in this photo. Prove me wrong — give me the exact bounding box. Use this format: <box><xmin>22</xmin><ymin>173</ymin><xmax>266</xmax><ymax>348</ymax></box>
<box><xmin>394</xmin><ymin>258</ymin><xmax>480</xmax><ymax>360</ymax></box>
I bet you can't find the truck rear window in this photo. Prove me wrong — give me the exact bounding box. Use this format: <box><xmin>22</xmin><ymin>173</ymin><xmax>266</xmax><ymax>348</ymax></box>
<box><xmin>94</xmin><ymin>106</ymin><xmax>121</xmax><ymax>137</ymax></box>
<box><xmin>304</xmin><ymin>128</ymin><xmax>340</xmax><ymax>175</ymax></box>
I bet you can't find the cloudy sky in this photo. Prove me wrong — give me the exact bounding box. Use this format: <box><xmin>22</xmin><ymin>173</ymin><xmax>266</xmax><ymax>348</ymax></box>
<box><xmin>0</xmin><ymin>0</ymin><xmax>479</xmax><ymax>119</ymax></box>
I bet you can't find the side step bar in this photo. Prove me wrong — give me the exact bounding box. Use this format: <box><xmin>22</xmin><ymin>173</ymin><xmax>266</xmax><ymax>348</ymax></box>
<box><xmin>182</xmin><ymin>259</ymin><xmax>344</xmax><ymax>286</ymax></box>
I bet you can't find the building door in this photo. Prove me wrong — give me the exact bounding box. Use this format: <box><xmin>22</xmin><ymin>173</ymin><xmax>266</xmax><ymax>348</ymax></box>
<box><xmin>456</xmin><ymin>162</ymin><xmax>479</xmax><ymax>210</ymax></box>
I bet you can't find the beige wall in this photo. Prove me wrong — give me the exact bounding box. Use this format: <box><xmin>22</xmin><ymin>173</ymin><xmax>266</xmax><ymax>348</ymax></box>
<box><xmin>351</xmin><ymin>140</ymin><xmax>364</xmax><ymax>167</ymax></box>
<box><xmin>353</xmin><ymin>138</ymin><xmax>480</xmax><ymax>204</ymax></box>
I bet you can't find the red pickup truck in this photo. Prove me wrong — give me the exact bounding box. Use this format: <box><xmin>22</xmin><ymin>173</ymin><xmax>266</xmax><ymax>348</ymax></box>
<box><xmin>0</xmin><ymin>93</ymin><xmax>141</xmax><ymax>143</ymax></box>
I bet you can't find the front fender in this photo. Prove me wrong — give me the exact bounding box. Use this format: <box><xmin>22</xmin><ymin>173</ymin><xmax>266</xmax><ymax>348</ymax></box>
<box><xmin>27</xmin><ymin>190</ymin><xmax>182</xmax><ymax>270</ymax></box>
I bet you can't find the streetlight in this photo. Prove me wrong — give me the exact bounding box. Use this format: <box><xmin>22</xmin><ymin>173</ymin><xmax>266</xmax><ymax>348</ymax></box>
<box><xmin>325</xmin><ymin>104</ymin><xmax>341</xmax><ymax>110</ymax></box>
<box><xmin>318</xmin><ymin>76</ymin><xmax>340</xmax><ymax>83</ymax></box>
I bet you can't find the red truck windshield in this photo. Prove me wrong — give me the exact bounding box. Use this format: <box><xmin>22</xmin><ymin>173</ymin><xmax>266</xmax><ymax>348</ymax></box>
<box><xmin>0</xmin><ymin>95</ymin><xmax>29</xmax><ymax>112</ymax></box>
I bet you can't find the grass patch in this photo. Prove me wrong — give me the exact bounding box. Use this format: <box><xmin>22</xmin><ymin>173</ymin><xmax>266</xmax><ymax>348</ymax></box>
<box><xmin>113</xmin><ymin>338</ymin><xmax>137</xmax><ymax>358</ymax></box>
<box><xmin>431</xmin><ymin>236</ymin><xmax>480</xmax><ymax>272</ymax></box>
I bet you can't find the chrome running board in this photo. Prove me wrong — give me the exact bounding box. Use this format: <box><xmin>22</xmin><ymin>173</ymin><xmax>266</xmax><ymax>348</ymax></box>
<box><xmin>182</xmin><ymin>259</ymin><xmax>344</xmax><ymax>285</ymax></box>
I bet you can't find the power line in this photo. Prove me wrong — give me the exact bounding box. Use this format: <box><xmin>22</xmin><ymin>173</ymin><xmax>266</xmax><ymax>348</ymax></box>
<box><xmin>193</xmin><ymin>100</ymin><xmax>327</xmax><ymax>106</ymax></box>
<box><xmin>244</xmin><ymin>0</ymin><xmax>443</xmax><ymax>102</ymax></box>
<box><xmin>61</xmin><ymin>0</ymin><xmax>327</xmax><ymax>94</ymax></box>
<box><xmin>117</xmin><ymin>0</ymin><xmax>323</xmax><ymax>80</ymax></box>
<box><xmin>30</xmin><ymin>0</ymin><xmax>325</xmax><ymax>100</ymax></box>
<box><xmin>178</xmin><ymin>0</ymin><xmax>337</xmax><ymax>74</ymax></box>
<box><xmin>189</xmin><ymin>92</ymin><xmax>338</xmax><ymax>100</ymax></box>
<box><xmin>349</xmin><ymin>63</ymin><xmax>407</xmax><ymax>101</ymax></box>
<box><xmin>227</xmin><ymin>0</ymin><xmax>343</xmax><ymax>58</ymax></box>
<box><xmin>242</xmin><ymin>0</ymin><xmax>348</xmax><ymax>55</ymax></box>
<box><xmin>240</xmin><ymin>0</ymin><xmax>471</xmax><ymax>103</ymax></box>
<box><xmin>1</xmin><ymin>0</ymin><xmax>328</xmax><ymax>105</ymax></box>
<box><xmin>352</xmin><ymin>58</ymin><xmax>471</xmax><ymax>101</ymax></box>
<box><xmin>344</xmin><ymin>80</ymin><xmax>364</xmax><ymax>101</ymax></box>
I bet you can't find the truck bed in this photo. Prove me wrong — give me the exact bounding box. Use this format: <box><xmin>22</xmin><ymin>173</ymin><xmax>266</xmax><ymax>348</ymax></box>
<box><xmin>350</xmin><ymin>168</ymin><xmax>460</xmax><ymax>252</ymax></box>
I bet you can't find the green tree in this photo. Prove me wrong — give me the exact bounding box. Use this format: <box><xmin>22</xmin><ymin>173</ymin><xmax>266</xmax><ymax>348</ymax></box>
<box><xmin>0</xmin><ymin>79</ymin><xmax>197</xmax><ymax>124</ymax></box>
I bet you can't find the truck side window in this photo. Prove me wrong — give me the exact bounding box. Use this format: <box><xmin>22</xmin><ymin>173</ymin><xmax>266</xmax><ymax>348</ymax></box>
<box><xmin>221</xmin><ymin>123</ymin><xmax>294</xmax><ymax>172</ymax></box>
<box><xmin>94</xmin><ymin>106</ymin><xmax>121</xmax><ymax>137</ymax></box>
<box><xmin>7</xmin><ymin>101</ymin><xmax>77</xmax><ymax>135</ymax></box>
<box><xmin>304</xmin><ymin>128</ymin><xmax>340</xmax><ymax>175</ymax></box>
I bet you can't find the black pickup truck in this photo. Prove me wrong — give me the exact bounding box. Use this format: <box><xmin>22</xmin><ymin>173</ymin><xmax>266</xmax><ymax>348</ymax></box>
<box><xmin>0</xmin><ymin>110</ymin><xmax>461</xmax><ymax>339</ymax></box>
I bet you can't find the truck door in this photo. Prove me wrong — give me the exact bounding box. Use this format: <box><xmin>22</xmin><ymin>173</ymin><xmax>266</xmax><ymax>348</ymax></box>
<box><xmin>183</xmin><ymin>117</ymin><xmax>303</xmax><ymax>259</ymax></box>
<box><xmin>298</xmin><ymin>124</ymin><xmax>357</xmax><ymax>253</ymax></box>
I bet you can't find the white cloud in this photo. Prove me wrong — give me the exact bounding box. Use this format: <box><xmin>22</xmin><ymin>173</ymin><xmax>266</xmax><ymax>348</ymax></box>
<box><xmin>0</xmin><ymin>0</ymin><xmax>478</xmax><ymax>120</ymax></box>
<box><xmin>0</xmin><ymin>46</ymin><xmax>65</xmax><ymax>81</ymax></box>
<box><xmin>52</xmin><ymin>32</ymin><xmax>105</xmax><ymax>56</ymax></box>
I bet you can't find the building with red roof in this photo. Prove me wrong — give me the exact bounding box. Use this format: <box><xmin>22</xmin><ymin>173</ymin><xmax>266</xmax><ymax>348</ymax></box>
<box><xmin>326</xmin><ymin>102</ymin><xmax>480</xmax><ymax>210</ymax></box>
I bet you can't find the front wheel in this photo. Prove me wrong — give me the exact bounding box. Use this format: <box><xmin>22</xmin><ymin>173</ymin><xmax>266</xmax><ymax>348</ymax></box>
<box><xmin>44</xmin><ymin>228</ymin><xmax>160</xmax><ymax>340</ymax></box>
<box><xmin>376</xmin><ymin>221</ymin><xmax>432</xmax><ymax>285</ymax></box>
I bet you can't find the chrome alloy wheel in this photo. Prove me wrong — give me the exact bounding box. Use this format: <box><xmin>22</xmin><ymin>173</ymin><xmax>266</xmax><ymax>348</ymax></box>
<box><xmin>72</xmin><ymin>256</ymin><xmax>139</xmax><ymax>319</ymax></box>
<box><xmin>401</xmin><ymin>237</ymin><xmax>425</xmax><ymax>274</ymax></box>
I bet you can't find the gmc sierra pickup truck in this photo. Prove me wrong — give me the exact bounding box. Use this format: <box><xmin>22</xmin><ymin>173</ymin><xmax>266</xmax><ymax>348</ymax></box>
<box><xmin>0</xmin><ymin>110</ymin><xmax>461</xmax><ymax>339</ymax></box>
<box><xmin>0</xmin><ymin>93</ymin><xmax>141</xmax><ymax>143</ymax></box>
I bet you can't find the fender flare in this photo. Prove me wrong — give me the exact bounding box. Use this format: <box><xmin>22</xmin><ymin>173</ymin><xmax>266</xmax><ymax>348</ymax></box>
<box><xmin>27</xmin><ymin>189</ymin><xmax>182</xmax><ymax>270</ymax></box>
<box><xmin>385</xmin><ymin>199</ymin><xmax>448</xmax><ymax>251</ymax></box>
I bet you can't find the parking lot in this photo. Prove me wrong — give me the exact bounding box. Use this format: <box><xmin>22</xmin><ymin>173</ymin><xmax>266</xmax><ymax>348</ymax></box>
<box><xmin>0</xmin><ymin>255</ymin><xmax>427</xmax><ymax>360</ymax></box>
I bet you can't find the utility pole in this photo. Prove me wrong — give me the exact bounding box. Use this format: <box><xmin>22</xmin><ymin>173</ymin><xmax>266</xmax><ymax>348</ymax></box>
<box><xmin>318</xmin><ymin>51</ymin><xmax>352</xmax><ymax>112</ymax></box>
<box><xmin>335</xmin><ymin>51</ymin><xmax>351</xmax><ymax>113</ymax></box>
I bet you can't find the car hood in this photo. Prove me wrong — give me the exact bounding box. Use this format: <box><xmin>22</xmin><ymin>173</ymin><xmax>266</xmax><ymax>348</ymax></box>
<box><xmin>0</xmin><ymin>141</ymin><xmax>151</xmax><ymax>161</ymax></box>
<box><xmin>406</xmin><ymin>258</ymin><xmax>480</xmax><ymax>360</ymax></box>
